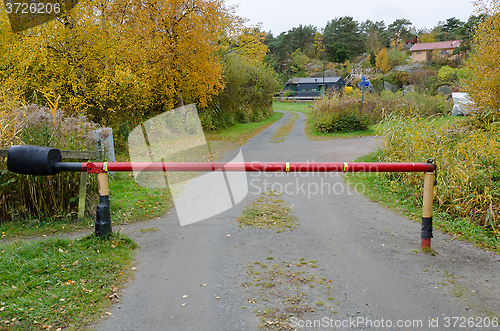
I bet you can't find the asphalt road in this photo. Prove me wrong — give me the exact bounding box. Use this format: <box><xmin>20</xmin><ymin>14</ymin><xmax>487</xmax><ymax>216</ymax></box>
<box><xmin>92</xmin><ymin>111</ymin><xmax>500</xmax><ymax>331</ymax></box>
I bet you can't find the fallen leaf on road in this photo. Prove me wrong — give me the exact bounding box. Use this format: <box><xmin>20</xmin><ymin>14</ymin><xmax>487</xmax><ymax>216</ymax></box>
<box><xmin>105</xmin><ymin>312</ymin><xmax>112</xmax><ymax>315</ymax></box>
<box><xmin>181</xmin><ymin>303</ymin><xmax>186</xmax><ymax>307</ymax></box>
<box><xmin>183</xmin><ymin>295</ymin><xmax>188</xmax><ymax>298</ymax></box>
<box><xmin>215</xmin><ymin>296</ymin><xmax>220</xmax><ymax>299</ymax></box>
<box><xmin>200</xmin><ymin>284</ymin><xmax>206</xmax><ymax>286</ymax></box>
<box><xmin>226</xmin><ymin>235</ymin><xmax>231</xmax><ymax>237</ymax></box>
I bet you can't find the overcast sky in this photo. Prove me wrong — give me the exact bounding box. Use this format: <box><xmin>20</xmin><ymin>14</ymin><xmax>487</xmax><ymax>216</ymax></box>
<box><xmin>225</xmin><ymin>0</ymin><xmax>478</xmax><ymax>35</ymax></box>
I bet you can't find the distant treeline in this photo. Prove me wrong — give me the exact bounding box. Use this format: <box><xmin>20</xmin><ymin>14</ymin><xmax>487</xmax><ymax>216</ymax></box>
<box><xmin>263</xmin><ymin>16</ymin><xmax>484</xmax><ymax>72</ymax></box>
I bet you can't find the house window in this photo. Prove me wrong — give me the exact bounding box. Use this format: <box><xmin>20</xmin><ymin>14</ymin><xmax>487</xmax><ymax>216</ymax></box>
<box><xmin>441</xmin><ymin>50</ymin><xmax>448</xmax><ymax>55</ymax></box>
<box><xmin>416</xmin><ymin>51</ymin><xmax>421</xmax><ymax>54</ymax></box>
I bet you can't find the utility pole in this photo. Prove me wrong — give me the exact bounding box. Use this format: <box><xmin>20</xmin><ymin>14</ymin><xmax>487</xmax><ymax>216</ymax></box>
<box><xmin>322</xmin><ymin>48</ymin><xmax>325</xmax><ymax>97</ymax></box>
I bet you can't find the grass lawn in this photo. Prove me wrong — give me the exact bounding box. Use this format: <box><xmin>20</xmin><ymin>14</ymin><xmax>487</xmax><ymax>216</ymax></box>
<box><xmin>272</xmin><ymin>101</ymin><xmax>313</xmax><ymax>114</ymax></box>
<box><xmin>0</xmin><ymin>233</ymin><xmax>136</xmax><ymax>330</ymax></box>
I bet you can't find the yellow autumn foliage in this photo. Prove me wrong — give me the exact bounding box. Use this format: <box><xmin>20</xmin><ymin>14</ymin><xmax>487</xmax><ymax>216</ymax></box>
<box><xmin>375</xmin><ymin>48</ymin><xmax>391</xmax><ymax>73</ymax></box>
<box><xmin>0</xmin><ymin>0</ymin><xmax>254</xmax><ymax>125</ymax></box>
<box><xmin>463</xmin><ymin>0</ymin><xmax>500</xmax><ymax>113</ymax></box>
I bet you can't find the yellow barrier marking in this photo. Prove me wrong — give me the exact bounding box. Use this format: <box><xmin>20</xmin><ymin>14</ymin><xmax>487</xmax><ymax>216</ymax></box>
<box><xmin>103</xmin><ymin>162</ymin><xmax>108</xmax><ymax>172</ymax></box>
<box><xmin>286</xmin><ymin>162</ymin><xmax>290</xmax><ymax>173</ymax></box>
<box><xmin>344</xmin><ymin>162</ymin><xmax>348</xmax><ymax>172</ymax></box>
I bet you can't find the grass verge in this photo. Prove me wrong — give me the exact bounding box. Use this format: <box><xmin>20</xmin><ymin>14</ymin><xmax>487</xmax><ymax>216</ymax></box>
<box><xmin>0</xmin><ymin>233</ymin><xmax>136</xmax><ymax>330</ymax></box>
<box><xmin>344</xmin><ymin>151</ymin><xmax>500</xmax><ymax>252</ymax></box>
<box><xmin>0</xmin><ymin>218</ymin><xmax>94</xmax><ymax>241</ymax></box>
<box><xmin>206</xmin><ymin>111</ymin><xmax>284</xmax><ymax>144</ymax></box>
<box><xmin>236</xmin><ymin>191</ymin><xmax>298</xmax><ymax>233</ymax></box>
<box><xmin>109</xmin><ymin>172</ymin><xmax>173</xmax><ymax>226</ymax></box>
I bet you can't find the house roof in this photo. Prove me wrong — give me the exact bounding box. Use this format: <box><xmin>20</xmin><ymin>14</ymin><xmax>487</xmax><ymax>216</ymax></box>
<box><xmin>296</xmin><ymin>77</ymin><xmax>342</xmax><ymax>84</ymax></box>
<box><xmin>287</xmin><ymin>77</ymin><xmax>302</xmax><ymax>85</ymax></box>
<box><xmin>410</xmin><ymin>40</ymin><xmax>461</xmax><ymax>52</ymax></box>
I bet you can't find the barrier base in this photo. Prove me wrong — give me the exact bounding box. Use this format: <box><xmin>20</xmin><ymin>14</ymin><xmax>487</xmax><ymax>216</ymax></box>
<box><xmin>421</xmin><ymin>238</ymin><xmax>431</xmax><ymax>250</ymax></box>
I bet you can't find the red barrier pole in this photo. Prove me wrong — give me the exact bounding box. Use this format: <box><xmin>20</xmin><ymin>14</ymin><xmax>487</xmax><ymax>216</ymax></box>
<box><xmin>75</xmin><ymin>161</ymin><xmax>436</xmax><ymax>173</ymax></box>
<box><xmin>60</xmin><ymin>160</ymin><xmax>438</xmax><ymax>245</ymax></box>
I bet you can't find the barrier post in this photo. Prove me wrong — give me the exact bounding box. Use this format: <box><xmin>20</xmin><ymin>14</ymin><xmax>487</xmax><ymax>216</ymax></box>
<box><xmin>421</xmin><ymin>169</ymin><xmax>435</xmax><ymax>250</ymax></box>
<box><xmin>95</xmin><ymin>168</ymin><xmax>112</xmax><ymax>237</ymax></box>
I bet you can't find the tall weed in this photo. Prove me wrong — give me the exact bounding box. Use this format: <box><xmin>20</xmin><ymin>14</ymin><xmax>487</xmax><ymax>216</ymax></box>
<box><xmin>0</xmin><ymin>86</ymin><xmax>24</xmax><ymax>147</ymax></box>
<box><xmin>311</xmin><ymin>92</ymin><xmax>451</xmax><ymax>133</ymax></box>
<box><xmin>379</xmin><ymin>114</ymin><xmax>499</xmax><ymax>234</ymax></box>
<box><xmin>1</xmin><ymin>98</ymin><xmax>100</xmax><ymax>223</ymax></box>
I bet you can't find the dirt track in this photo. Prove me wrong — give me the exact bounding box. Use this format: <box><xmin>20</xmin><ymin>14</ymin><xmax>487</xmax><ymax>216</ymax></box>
<box><xmin>92</xmin><ymin>111</ymin><xmax>500</xmax><ymax>331</ymax></box>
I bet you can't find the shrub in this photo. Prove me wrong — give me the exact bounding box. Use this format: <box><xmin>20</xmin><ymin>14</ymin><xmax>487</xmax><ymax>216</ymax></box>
<box><xmin>388</xmin><ymin>49</ymin><xmax>408</xmax><ymax>68</ymax></box>
<box><xmin>393</xmin><ymin>71</ymin><xmax>410</xmax><ymax>87</ymax></box>
<box><xmin>408</xmin><ymin>68</ymin><xmax>435</xmax><ymax>92</ymax></box>
<box><xmin>0</xmin><ymin>85</ymin><xmax>24</xmax><ymax>148</ymax></box>
<box><xmin>369</xmin><ymin>76</ymin><xmax>385</xmax><ymax>93</ymax></box>
<box><xmin>438</xmin><ymin>65</ymin><xmax>458</xmax><ymax>82</ymax></box>
<box><xmin>311</xmin><ymin>96</ymin><xmax>378</xmax><ymax>133</ymax></box>
<box><xmin>200</xmin><ymin>53</ymin><xmax>278</xmax><ymax>130</ymax></box>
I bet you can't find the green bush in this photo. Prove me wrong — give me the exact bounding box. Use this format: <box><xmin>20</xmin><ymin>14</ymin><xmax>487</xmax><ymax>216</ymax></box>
<box><xmin>388</xmin><ymin>49</ymin><xmax>409</xmax><ymax>68</ymax></box>
<box><xmin>312</xmin><ymin>97</ymin><xmax>375</xmax><ymax>133</ymax></box>
<box><xmin>438</xmin><ymin>65</ymin><xmax>458</xmax><ymax>82</ymax></box>
<box><xmin>200</xmin><ymin>54</ymin><xmax>279</xmax><ymax>130</ymax></box>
